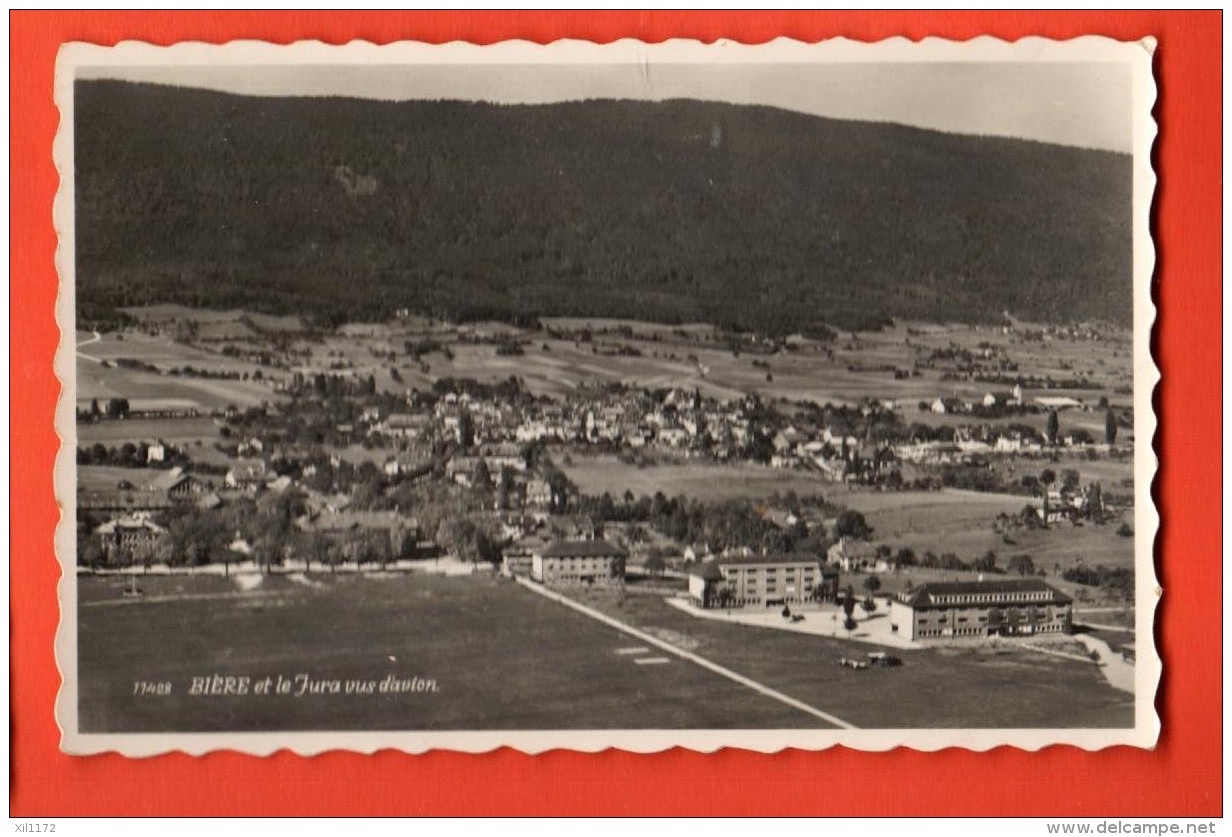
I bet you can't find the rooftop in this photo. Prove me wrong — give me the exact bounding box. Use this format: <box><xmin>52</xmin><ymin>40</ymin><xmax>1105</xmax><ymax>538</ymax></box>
<box><xmin>689</xmin><ymin>553</ymin><xmax>830</xmax><ymax>575</ymax></box>
<box><xmin>540</xmin><ymin>539</ymin><xmax>628</xmax><ymax>559</ymax></box>
<box><xmin>900</xmin><ymin>578</ymin><xmax>1072</xmax><ymax>607</ymax></box>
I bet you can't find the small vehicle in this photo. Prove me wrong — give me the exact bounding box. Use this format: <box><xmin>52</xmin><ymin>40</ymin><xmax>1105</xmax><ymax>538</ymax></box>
<box><xmin>838</xmin><ymin>657</ymin><xmax>869</xmax><ymax>670</ymax></box>
<box><xmin>867</xmin><ymin>652</ymin><xmax>903</xmax><ymax>668</ymax></box>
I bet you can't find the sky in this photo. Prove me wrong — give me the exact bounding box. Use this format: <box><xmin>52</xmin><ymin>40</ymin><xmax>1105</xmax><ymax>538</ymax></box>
<box><xmin>80</xmin><ymin>60</ymin><xmax>1133</xmax><ymax>153</ymax></box>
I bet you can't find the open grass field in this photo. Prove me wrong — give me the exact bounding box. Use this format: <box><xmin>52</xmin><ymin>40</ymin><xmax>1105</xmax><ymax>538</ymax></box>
<box><xmin>76</xmin><ymin>331</ymin><xmax>283</xmax><ymax>410</ymax></box>
<box><xmin>77</xmin><ymin>416</ymin><xmax>221</xmax><ymax>446</ymax></box>
<box><xmin>91</xmin><ymin>311</ymin><xmax>1135</xmax><ymax>427</ymax></box>
<box><xmin>560</xmin><ymin>454</ymin><xmax>831</xmax><ymax>502</ymax></box>
<box><xmin>76</xmin><ymin>416</ymin><xmax>235</xmax><ymax>468</ymax></box>
<box><xmin>76</xmin><ymin>573</ymin><xmax>822</xmax><ymax>732</ymax></box>
<box><xmin>77</xmin><ymin>572</ymin><xmax>1133</xmax><ymax>732</ymax></box>
<box><xmin>574</xmin><ymin>591</ymin><xmax>1134</xmax><ymax>729</ymax></box>
<box><xmin>77</xmin><ymin>464</ymin><xmax>169</xmax><ymax>491</ymax></box>
<box><xmin>838</xmin><ymin>488</ymin><xmax>1135</xmax><ymax>576</ymax></box>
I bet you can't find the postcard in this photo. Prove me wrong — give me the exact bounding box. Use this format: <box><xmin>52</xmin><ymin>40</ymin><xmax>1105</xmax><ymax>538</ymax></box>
<box><xmin>54</xmin><ymin>35</ymin><xmax>1159</xmax><ymax>755</ymax></box>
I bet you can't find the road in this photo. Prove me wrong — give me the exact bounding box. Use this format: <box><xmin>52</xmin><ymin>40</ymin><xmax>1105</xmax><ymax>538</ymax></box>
<box><xmin>77</xmin><ymin>329</ymin><xmax>103</xmax><ymax>363</ymax></box>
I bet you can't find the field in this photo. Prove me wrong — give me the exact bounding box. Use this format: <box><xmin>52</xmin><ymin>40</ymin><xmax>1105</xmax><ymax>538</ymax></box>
<box><xmin>559</xmin><ymin>454</ymin><xmax>832</xmax><ymax>502</ymax></box>
<box><xmin>77</xmin><ymin>573</ymin><xmax>818</xmax><ymax>732</ymax></box>
<box><xmin>82</xmin><ymin>311</ymin><xmax>1135</xmax><ymax>443</ymax></box>
<box><xmin>77</xmin><ymin>572</ymin><xmax>1133</xmax><ymax>732</ymax></box>
<box><xmin>274</xmin><ymin>314</ymin><xmax>1134</xmax><ymax>422</ymax></box>
<box><xmin>574</xmin><ymin>590</ymin><xmax>1133</xmax><ymax>729</ymax></box>
<box><xmin>77</xmin><ymin>415</ymin><xmax>221</xmax><ymax>445</ymax></box>
<box><xmin>78</xmin><ymin>465</ymin><xmax>169</xmax><ymax>492</ymax></box>
<box><xmin>839</xmin><ymin>488</ymin><xmax>1135</xmax><ymax>574</ymax></box>
<box><xmin>76</xmin><ymin>330</ymin><xmax>283</xmax><ymax>411</ymax></box>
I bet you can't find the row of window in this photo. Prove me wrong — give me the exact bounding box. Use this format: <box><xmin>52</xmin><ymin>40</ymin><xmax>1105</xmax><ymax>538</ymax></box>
<box><xmin>543</xmin><ymin>573</ymin><xmax>620</xmax><ymax>584</ymax></box>
<box><xmin>728</xmin><ymin>568</ymin><xmax>817</xmax><ymax>576</ymax></box>
<box><xmin>918</xmin><ymin>609</ymin><xmax>1059</xmax><ymax>626</ymax></box>
<box><xmin>931</xmin><ymin>592</ymin><xmax>1055</xmax><ymax>605</ymax></box>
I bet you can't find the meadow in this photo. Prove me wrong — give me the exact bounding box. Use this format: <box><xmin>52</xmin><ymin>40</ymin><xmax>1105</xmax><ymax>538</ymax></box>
<box><xmin>76</xmin><ymin>573</ymin><xmax>819</xmax><ymax>732</ymax></box>
<box><xmin>837</xmin><ymin>487</ymin><xmax>1135</xmax><ymax>578</ymax></box>
<box><xmin>560</xmin><ymin>454</ymin><xmax>831</xmax><ymax>502</ymax></box>
<box><xmin>565</xmin><ymin>588</ymin><xmax>1133</xmax><ymax>729</ymax></box>
<box><xmin>76</xmin><ymin>330</ymin><xmax>282</xmax><ymax>411</ymax></box>
<box><xmin>76</xmin><ymin>572</ymin><xmax>1133</xmax><ymax>732</ymax></box>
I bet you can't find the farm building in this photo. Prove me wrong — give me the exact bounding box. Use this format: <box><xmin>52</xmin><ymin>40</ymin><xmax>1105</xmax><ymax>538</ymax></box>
<box><xmin>1034</xmin><ymin>396</ymin><xmax>1084</xmax><ymax>411</ymax></box>
<box><xmin>531</xmin><ymin>539</ymin><xmax>627</xmax><ymax>588</ymax></box>
<box><xmin>687</xmin><ymin>554</ymin><xmax>838</xmax><ymax>608</ymax></box>
<box><xmin>888</xmin><ymin>579</ymin><xmax>1073</xmax><ymax>641</ymax></box>
<box><xmin>148</xmin><ymin>468</ymin><xmax>211</xmax><ymax>500</ymax></box>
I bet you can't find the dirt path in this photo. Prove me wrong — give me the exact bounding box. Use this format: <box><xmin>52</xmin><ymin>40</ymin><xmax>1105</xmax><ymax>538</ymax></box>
<box><xmin>77</xmin><ymin>330</ymin><xmax>103</xmax><ymax>363</ymax></box>
<box><xmin>1073</xmin><ymin>634</ymin><xmax>1135</xmax><ymax>693</ymax></box>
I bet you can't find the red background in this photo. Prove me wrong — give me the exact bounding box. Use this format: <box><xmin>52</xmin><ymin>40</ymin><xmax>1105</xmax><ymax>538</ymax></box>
<box><xmin>9</xmin><ymin>11</ymin><xmax>1222</xmax><ymax>817</ymax></box>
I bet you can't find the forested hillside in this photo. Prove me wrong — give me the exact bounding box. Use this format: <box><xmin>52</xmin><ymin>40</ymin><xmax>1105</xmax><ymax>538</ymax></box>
<box><xmin>75</xmin><ymin>80</ymin><xmax>1133</xmax><ymax>332</ymax></box>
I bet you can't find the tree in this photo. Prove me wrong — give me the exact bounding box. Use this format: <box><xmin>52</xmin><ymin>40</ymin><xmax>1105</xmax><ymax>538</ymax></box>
<box><xmin>79</xmin><ymin>537</ymin><xmax>107</xmax><ymax>568</ymax></box>
<box><xmin>862</xmin><ymin>575</ymin><xmax>882</xmax><ymax>594</ymax></box>
<box><xmin>841</xmin><ymin>584</ymin><xmax>857</xmax><ymax>630</ymax></box>
<box><xmin>1105</xmin><ymin>409</ymin><xmax>1118</xmax><ymax>445</ymax></box>
<box><xmin>495</xmin><ymin>466</ymin><xmax>514</xmax><ymax>510</ymax></box>
<box><xmin>106</xmin><ymin>397</ymin><xmax>131</xmax><ymax>418</ymax></box>
<box><xmin>457</xmin><ymin>411</ymin><xmax>475</xmax><ymax>450</ymax></box>
<box><xmin>1040</xmin><ymin>468</ymin><xmax>1057</xmax><ymax>487</ymax></box>
<box><xmin>834</xmin><ymin>509</ymin><xmax>872</xmax><ymax>540</ymax></box>
<box><xmin>644</xmin><ymin>555</ymin><xmax>667</xmax><ymax>577</ymax></box>
<box><xmin>1061</xmin><ymin>468</ymin><xmax>1081</xmax><ymax>491</ymax></box>
<box><xmin>973</xmin><ymin>550</ymin><xmax>998</xmax><ymax>573</ymax></box>
<box><xmin>1046</xmin><ymin>409</ymin><xmax>1060</xmax><ymax>446</ymax></box>
<box><xmin>472</xmin><ymin>457</ymin><xmax>493</xmax><ymax>492</ymax></box>
<box><xmin>1007</xmin><ymin>554</ymin><xmax>1036</xmax><ymax>576</ymax></box>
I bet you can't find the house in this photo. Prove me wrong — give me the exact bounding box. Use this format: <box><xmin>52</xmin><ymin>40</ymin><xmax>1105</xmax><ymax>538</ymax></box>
<box><xmin>688</xmin><ymin>554</ymin><xmax>837</xmax><ymax>608</ymax></box>
<box><xmin>682</xmin><ymin>544</ymin><xmax>710</xmax><ymax>564</ymax></box>
<box><xmin>982</xmin><ymin>385</ymin><xmax>1024</xmax><ymax>408</ymax></box>
<box><xmin>225</xmin><ymin>460</ymin><xmax>267</xmax><ymax>493</ymax></box>
<box><xmin>531</xmin><ymin>539</ymin><xmax>628</xmax><ymax>588</ymax></box>
<box><xmin>501</xmin><ymin>537</ymin><xmax>546</xmax><ymax>578</ymax></box>
<box><xmin>826</xmin><ymin>537</ymin><xmax>879</xmax><ymax>572</ymax></box>
<box><xmin>544</xmin><ymin>514</ymin><xmax>599</xmax><ymax>541</ymax></box>
<box><xmin>477</xmin><ymin>443</ymin><xmax>526</xmax><ymax>473</ymax></box>
<box><xmin>148</xmin><ymin>468</ymin><xmax>210</xmax><ymax>500</ymax></box>
<box><xmin>524</xmin><ymin>478</ymin><xmax>553</xmax><ymax>511</ymax></box>
<box><xmin>266</xmin><ymin>475</ymin><xmax>294</xmax><ymax>493</ymax></box>
<box><xmin>931</xmin><ymin>396</ymin><xmax>969</xmax><ymax>415</ymax></box>
<box><xmin>94</xmin><ymin>514</ymin><xmax>166</xmax><ymax>558</ymax></box>
<box><xmin>196</xmin><ymin>492</ymin><xmax>223</xmax><ymax>511</ymax></box>
<box><xmin>146</xmin><ymin>442</ymin><xmax>166</xmax><ymax>463</ymax></box>
<box><xmin>383</xmin><ymin>412</ymin><xmax>432</xmax><ymax>439</ymax></box>
<box><xmin>888</xmin><ymin>579</ymin><xmax>1072</xmax><ymax>641</ymax></box>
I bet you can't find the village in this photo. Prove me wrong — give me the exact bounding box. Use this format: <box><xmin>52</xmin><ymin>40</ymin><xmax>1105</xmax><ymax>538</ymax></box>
<box><xmin>76</xmin><ymin>307</ymin><xmax>1137</xmax><ymax>654</ymax></box>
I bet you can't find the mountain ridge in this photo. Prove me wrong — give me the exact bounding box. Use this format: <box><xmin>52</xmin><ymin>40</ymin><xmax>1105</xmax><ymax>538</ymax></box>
<box><xmin>74</xmin><ymin>80</ymin><xmax>1133</xmax><ymax>332</ymax></box>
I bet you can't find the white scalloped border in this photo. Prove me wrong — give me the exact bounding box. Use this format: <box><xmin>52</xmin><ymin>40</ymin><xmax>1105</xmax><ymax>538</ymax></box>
<box><xmin>52</xmin><ymin>35</ymin><xmax>1161</xmax><ymax>758</ymax></box>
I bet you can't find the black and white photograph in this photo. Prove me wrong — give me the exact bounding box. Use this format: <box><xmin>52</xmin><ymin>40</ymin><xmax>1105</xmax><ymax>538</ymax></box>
<box><xmin>54</xmin><ymin>37</ymin><xmax>1159</xmax><ymax>755</ymax></box>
